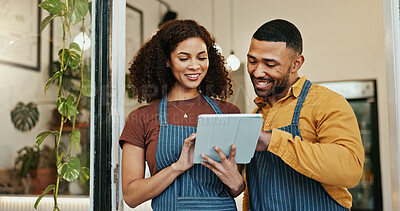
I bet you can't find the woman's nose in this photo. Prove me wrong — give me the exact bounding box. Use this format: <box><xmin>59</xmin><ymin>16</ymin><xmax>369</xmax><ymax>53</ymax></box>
<box><xmin>189</xmin><ymin>60</ymin><xmax>200</xmax><ymax>70</ymax></box>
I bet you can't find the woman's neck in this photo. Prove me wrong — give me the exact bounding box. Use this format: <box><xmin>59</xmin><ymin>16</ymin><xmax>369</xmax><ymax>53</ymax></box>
<box><xmin>167</xmin><ymin>87</ymin><xmax>200</xmax><ymax>101</ymax></box>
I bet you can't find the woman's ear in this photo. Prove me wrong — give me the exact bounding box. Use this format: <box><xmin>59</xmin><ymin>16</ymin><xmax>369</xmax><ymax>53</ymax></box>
<box><xmin>166</xmin><ymin>60</ymin><xmax>171</xmax><ymax>68</ymax></box>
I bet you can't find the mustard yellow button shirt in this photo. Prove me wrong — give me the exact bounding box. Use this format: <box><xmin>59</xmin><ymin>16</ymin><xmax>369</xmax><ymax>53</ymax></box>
<box><xmin>243</xmin><ymin>77</ymin><xmax>364</xmax><ymax>210</ymax></box>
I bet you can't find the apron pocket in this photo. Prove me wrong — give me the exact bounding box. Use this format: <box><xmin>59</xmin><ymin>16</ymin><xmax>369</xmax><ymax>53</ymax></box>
<box><xmin>177</xmin><ymin>197</ymin><xmax>237</xmax><ymax>211</ymax></box>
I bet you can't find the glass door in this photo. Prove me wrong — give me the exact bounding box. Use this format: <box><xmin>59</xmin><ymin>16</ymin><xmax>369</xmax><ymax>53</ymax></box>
<box><xmin>348</xmin><ymin>99</ymin><xmax>382</xmax><ymax>211</ymax></box>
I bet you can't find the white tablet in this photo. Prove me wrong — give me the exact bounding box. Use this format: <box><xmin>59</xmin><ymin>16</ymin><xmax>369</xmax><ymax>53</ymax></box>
<box><xmin>193</xmin><ymin>113</ymin><xmax>263</xmax><ymax>164</ymax></box>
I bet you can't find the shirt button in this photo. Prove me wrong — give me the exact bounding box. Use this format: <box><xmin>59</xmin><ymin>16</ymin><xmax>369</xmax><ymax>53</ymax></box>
<box><xmin>274</xmin><ymin>147</ymin><xmax>278</xmax><ymax>152</ymax></box>
<box><xmin>266</xmin><ymin>123</ymin><xmax>270</xmax><ymax>127</ymax></box>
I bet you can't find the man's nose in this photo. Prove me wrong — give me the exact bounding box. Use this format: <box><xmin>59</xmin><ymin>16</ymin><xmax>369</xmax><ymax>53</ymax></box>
<box><xmin>253</xmin><ymin>64</ymin><xmax>267</xmax><ymax>78</ymax></box>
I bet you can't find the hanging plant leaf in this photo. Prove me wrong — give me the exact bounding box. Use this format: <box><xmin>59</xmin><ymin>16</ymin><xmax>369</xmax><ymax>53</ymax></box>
<box><xmin>82</xmin><ymin>78</ymin><xmax>91</xmax><ymax>97</ymax></box>
<box><xmin>70</xmin><ymin>42</ymin><xmax>82</xmax><ymax>52</ymax></box>
<box><xmin>68</xmin><ymin>0</ymin><xmax>89</xmax><ymax>24</ymax></box>
<box><xmin>45</xmin><ymin>70</ymin><xmax>62</xmax><ymax>94</ymax></box>
<box><xmin>57</xmin><ymin>96</ymin><xmax>79</xmax><ymax>119</ymax></box>
<box><xmin>79</xmin><ymin>166</ymin><xmax>90</xmax><ymax>183</ymax></box>
<box><xmin>34</xmin><ymin>184</ymin><xmax>56</xmax><ymax>209</ymax></box>
<box><xmin>36</xmin><ymin>131</ymin><xmax>59</xmax><ymax>147</ymax></box>
<box><xmin>58</xmin><ymin>47</ymin><xmax>81</xmax><ymax>70</ymax></box>
<box><xmin>40</xmin><ymin>14</ymin><xmax>56</xmax><ymax>33</ymax></box>
<box><xmin>70</xmin><ymin>129</ymin><xmax>81</xmax><ymax>151</ymax></box>
<box><xmin>68</xmin><ymin>43</ymin><xmax>82</xmax><ymax>69</ymax></box>
<box><xmin>10</xmin><ymin>102</ymin><xmax>39</xmax><ymax>132</ymax></box>
<box><xmin>59</xmin><ymin>157</ymin><xmax>81</xmax><ymax>183</ymax></box>
<box><xmin>39</xmin><ymin>0</ymin><xmax>67</xmax><ymax>16</ymax></box>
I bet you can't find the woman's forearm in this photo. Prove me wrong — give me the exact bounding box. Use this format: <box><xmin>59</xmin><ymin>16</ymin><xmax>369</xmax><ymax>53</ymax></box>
<box><xmin>123</xmin><ymin>163</ymin><xmax>184</xmax><ymax>208</ymax></box>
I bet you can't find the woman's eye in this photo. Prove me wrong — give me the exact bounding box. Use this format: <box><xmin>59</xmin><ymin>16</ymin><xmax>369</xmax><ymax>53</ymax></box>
<box><xmin>198</xmin><ymin>57</ymin><xmax>207</xmax><ymax>60</ymax></box>
<box><xmin>179</xmin><ymin>58</ymin><xmax>188</xmax><ymax>61</ymax></box>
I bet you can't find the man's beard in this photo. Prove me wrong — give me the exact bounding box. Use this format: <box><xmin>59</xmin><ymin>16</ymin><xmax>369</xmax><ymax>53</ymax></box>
<box><xmin>251</xmin><ymin>66</ymin><xmax>291</xmax><ymax>98</ymax></box>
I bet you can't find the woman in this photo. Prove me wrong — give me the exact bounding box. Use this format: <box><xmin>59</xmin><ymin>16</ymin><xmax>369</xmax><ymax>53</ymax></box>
<box><xmin>120</xmin><ymin>19</ymin><xmax>245</xmax><ymax>210</ymax></box>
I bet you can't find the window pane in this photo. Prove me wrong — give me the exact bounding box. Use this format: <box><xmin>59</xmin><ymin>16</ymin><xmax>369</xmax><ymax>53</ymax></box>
<box><xmin>0</xmin><ymin>1</ymin><xmax>91</xmax><ymax>210</ymax></box>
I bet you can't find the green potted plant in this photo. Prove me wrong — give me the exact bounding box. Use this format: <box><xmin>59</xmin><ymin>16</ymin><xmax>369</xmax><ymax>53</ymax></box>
<box><xmin>14</xmin><ymin>145</ymin><xmax>57</xmax><ymax>194</ymax></box>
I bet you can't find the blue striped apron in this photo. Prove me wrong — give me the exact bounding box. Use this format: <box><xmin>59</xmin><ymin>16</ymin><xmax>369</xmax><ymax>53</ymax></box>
<box><xmin>152</xmin><ymin>94</ymin><xmax>237</xmax><ymax>211</ymax></box>
<box><xmin>246</xmin><ymin>80</ymin><xmax>349</xmax><ymax>211</ymax></box>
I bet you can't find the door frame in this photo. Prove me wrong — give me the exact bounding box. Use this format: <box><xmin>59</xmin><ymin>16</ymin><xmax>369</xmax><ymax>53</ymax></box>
<box><xmin>382</xmin><ymin>0</ymin><xmax>400</xmax><ymax>210</ymax></box>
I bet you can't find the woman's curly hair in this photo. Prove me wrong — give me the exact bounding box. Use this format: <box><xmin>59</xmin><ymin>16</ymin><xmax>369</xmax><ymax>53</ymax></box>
<box><xmin>129</xmin><ymin>19</ymin><xmax>233</xmax><ymax>103</ymax></box>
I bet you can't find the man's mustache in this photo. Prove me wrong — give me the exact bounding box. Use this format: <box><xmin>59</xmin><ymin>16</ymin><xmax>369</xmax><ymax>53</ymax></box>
<box><xmin>250</xmin><ymin>74</ymin><xmax>275</xmax><ymax>83</ymax></box>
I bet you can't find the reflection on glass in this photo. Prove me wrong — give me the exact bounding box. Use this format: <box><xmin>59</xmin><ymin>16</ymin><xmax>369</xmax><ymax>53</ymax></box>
<box><xmin>348</xmin><ymin>100</ymin><xmax>380</xmax><ymax>210</ymax></box>
<box><xmin>0</xmin><ymin>1</ymin><xmax>92</xmax><ymax>210</ymax></box>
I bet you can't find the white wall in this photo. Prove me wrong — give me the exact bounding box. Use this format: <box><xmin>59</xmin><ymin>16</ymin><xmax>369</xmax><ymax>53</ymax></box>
<box><xmin>0</xmin><ymin>22</ymin><xmax>57</xmax><ymax>169</ymax></box>
<box><xmin>124</xmin><ymin>0</ymin><xmax>391</xmax><ymax>210</ymax></box>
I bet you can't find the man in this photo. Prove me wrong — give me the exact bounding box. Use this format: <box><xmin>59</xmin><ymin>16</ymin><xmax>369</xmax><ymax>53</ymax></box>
<box><xmin>243</xmin><ymin>19</ymin><xmax>364</xmax><ymax>210</ymax></box>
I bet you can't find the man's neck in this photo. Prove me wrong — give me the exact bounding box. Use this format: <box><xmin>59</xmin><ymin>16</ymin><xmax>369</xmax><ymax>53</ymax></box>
<box><xmin>267</xmin><ymin>76</ymin><xmax>301</xmax><ymax>106</ymax></box>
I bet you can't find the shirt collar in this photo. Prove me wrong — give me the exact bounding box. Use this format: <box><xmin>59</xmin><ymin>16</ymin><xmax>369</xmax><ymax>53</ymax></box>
<box><xmin>253</xmin><ymin>76</ymin><xmax>307</xmax><ymax>107</ymax></box>
<box><xmin>291</xmin><ymin>76</ymin><xmax>307</xmax><ymax>98</ymax></box>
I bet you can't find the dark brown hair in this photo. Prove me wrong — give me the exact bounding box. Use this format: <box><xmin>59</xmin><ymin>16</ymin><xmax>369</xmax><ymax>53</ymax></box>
<box><xmin>129</xmin><ymin>19</ymin><xmax>233</xmax><ymax>103</ymax></box>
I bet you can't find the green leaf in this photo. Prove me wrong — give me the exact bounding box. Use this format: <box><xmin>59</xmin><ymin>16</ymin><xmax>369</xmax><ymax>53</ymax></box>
<box><xmin>57</xmin><ymin>96</ymin><xmax>79</xmax><ymax>118</ymax></box>
<box><xmin>34</xmin><ymin>184</ymin><xmax>55</xmax><ymax>209</ymax></box>
<box><xmin>58</xmin><ymin>163</ymin><xmax>67</xmax><ymax>176</ymax></box>
<box><xmin>45</xmin><ymin>70</ymin><xmax>62</xmax><ymax>94</ymax></box>
<box><xmin>58</xmin><ymin>48</ymin><xmax>69</xmax><ymax>67</ymax></box>
<box><xmin>71</xmin><ymin>129</ymin><xmax>81</xmax><ymax>151</ymax></box>
<box><xmin>79</xmin><ymin>166</ymin><xmax>90</xmax><ymax>183</ymax></box>
<box><xmin>57</xmin><ymin>98</ymin><xmax>67</xmax><ymax>117</ymax></box>
<box><xmin>68</xmin><ymin>0</ymin><xmax>89</xmax><ymax>24</ymax></box>
<box><xmin>68</xmin><ymin>50</ymin><xmax>81</xmax><ymax>69</ymax></box>
<box><xmin>82</xmin><ymin>78</ymin><xmax>91</xmax><ymax>97</ymax></box>
<box><xmin>68</xmin><ymin>0</ymin><xmax>74</xmax><ymax>9</ymax></box>
<box><xmin>58</xmin><ymin>48</ymin><xmax>81</xmax><ymax>69</ymax></box>
<box><xmin>60</xmin><ymin>157</ymin><xmax>81</xmax><ymax>182</ymax></box>
<box><xmin>36</xmin><ymin>131</ymin><xmax>54</xmax><ymax>147</ymax></box>
<box><xmin>10</xmin><ymin>102</ymin><xmax>39</xmax><ymax>132</ymax></box>
<box><xmin>88</xmin><ymin>2</ymin><xmax>92</xmax><ymax>23</ymax></box>
<box><xmin>70</xmin><ymin>42</ymin><xmax>81</xmax><ymax>52</ymax></box>
<box><xmin>39</xmin><ymin>0</ymin><xmax>67</xmax><ymax>16</ymax></box>
<box><xmin>40</xmin><ymin>14</ymin><xmax>56</xmax><ymax>33</ymax></box>
<box><xmin>66</xmin><ymin>96</ymin><xmax>79</xmax><ymax>116</ymax></box>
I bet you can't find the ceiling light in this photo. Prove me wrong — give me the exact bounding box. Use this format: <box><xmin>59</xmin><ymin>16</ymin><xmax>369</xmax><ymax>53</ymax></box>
<box><xmin>73</xmin><ymin>32</ymin><xmax>91</xmax><ymax>51</ymax></box>
<box><xmin>227</xmin><ymin>51</ymin><xmax>240</xmax><ymax>71</ymax></box>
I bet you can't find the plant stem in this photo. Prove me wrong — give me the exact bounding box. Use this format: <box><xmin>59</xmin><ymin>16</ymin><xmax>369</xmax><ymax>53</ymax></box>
<box><xmin>53</xmin><ymin>176</ymin><xmax>60</xmax><ymax>211</ymax></box>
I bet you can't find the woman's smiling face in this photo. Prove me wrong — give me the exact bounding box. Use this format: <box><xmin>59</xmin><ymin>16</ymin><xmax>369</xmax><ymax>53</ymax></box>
<box><xmin>168</xmin><ymin>37</ymin><xmax>209</xmax><ymax>93</ymax></box>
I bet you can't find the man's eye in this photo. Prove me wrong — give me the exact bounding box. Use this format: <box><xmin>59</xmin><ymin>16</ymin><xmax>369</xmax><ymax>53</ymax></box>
<box><xmin>248</xmin><ymin>60</ymin><xmax>257</xmax><ymax>64</ymax></box>
<box><xmin>266</xmin><ymin>64</ymin><xmax>276</xmax><ymax>67</ymax></box>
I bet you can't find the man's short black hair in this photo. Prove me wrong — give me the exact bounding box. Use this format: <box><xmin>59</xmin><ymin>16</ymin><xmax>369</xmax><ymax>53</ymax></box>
<box><xmin>253</xmin><ymin>19</ymin><xmax>303</xmax><ymax>54</ymax></box>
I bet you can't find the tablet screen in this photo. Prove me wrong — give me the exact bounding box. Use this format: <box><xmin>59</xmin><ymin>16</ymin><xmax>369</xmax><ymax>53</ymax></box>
<box><xmin>193</xmin><ymin>114</ymin><xmax>263</xmax><ymax>164</ymax></box>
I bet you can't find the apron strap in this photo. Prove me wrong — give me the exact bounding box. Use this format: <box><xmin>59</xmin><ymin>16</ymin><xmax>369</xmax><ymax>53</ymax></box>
<box><xmin>291</xmin><ymin>80</ymin><xmax>312</xmax><ymax>125</ymax></box>
<box><xmin>159</xmin><ymin>95</ymin><xmax>168</xmax><ymax>125</ymax></box>
<box><xmin>201</xmin><ymin>94</ymin><xmax>223</xmax><ymax>114</ymax></box>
